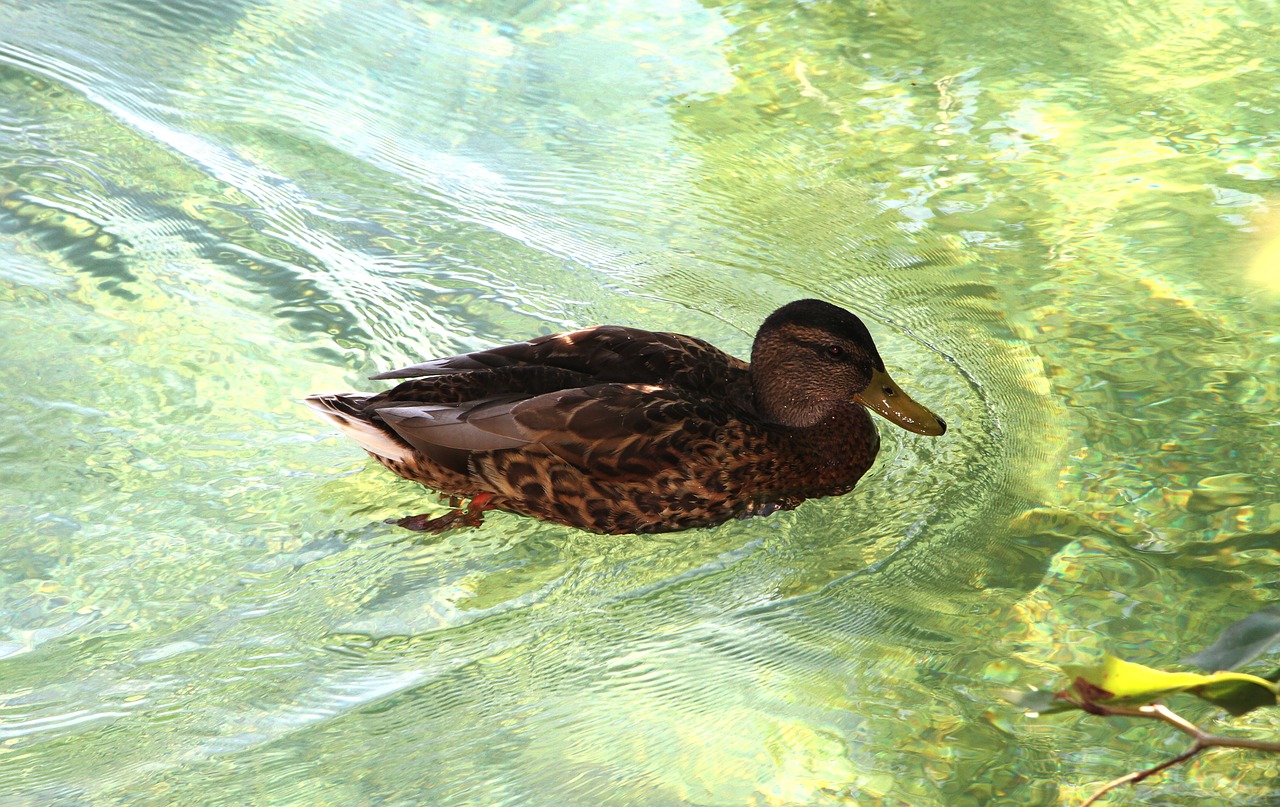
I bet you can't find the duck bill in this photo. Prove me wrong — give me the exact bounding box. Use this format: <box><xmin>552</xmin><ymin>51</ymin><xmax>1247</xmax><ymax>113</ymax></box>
<box><xmin>853</xmin><ymin>369</ymin><xmax>947</xmax><ymax>436</ymax></box>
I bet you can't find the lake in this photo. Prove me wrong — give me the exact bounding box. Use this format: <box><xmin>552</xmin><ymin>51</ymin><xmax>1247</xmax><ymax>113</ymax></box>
<box><xmin>1</xmin><ymin>0</ymin><xmax>1277</xmax><ymax>804</ymax></box>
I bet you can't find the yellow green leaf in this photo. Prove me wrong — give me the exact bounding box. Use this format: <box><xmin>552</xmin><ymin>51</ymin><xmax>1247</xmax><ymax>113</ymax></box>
<box><xmin>1062</xmin><ymin>654</ymin><xmax>1279</xmax><ymax>716</ymax></box>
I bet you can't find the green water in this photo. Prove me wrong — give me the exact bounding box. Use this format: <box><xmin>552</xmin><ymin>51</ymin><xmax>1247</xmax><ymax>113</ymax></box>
<box><xmin>1</xmin><ymin>0</ymin><xmax>1278</xmax><ymax>804</ymax></box>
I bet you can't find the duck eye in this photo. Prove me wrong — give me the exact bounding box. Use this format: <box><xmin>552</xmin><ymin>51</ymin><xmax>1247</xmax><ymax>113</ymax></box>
<box><xmin>825</xmin><ymin>345</ymin><xmax>844</xmax><ymax>359</ymax></box>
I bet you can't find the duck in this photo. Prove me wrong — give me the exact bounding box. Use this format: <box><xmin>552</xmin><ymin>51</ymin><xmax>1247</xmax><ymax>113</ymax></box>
<box><xmin>306</xmin><ymin>299</ymin><xmax>946</xmax><ymax>535</ymax></box>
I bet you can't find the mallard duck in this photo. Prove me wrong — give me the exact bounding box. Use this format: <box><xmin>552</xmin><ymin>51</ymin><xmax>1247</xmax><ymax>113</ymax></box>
<box><xmin>306</xmin><ymin>299</ymin><xmax>946</xmax><ymax>534</ymax></box>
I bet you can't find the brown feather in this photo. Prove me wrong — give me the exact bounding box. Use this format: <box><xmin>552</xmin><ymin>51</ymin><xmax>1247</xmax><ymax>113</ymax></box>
<box><xmin>307</xmin><ymin>300</ymin><xmax>945</xmax><ymax>534</ymax></box>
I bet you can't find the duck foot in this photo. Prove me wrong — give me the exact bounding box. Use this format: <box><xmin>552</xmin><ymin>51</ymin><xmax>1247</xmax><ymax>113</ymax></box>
<box><xmin>393</xmin><ymin>511</ymin><xmax>480</xmax><ymax>532</ymax></box>
<box><xmin>737</xmin><ymin>501</ymin><xmax>792</xmax><ymax>520</ymax></box>
<box><xmin>392</xmin><ymin>493</ymin><xmax>496</xmax><ymax>533</ymax></box>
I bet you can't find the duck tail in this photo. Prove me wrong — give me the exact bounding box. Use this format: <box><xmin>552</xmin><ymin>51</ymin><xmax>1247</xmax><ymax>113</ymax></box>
<box><xmin>304</xmin><ymin>393</ymin><xmax>412</xmax><ymax>463</ymax></box>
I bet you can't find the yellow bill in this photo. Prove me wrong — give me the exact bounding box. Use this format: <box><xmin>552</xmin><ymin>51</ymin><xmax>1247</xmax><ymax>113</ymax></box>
<box><xmin>853</xmin><ymin>368</ymin><xmax>947</xmax><ymax>436</ymax></box>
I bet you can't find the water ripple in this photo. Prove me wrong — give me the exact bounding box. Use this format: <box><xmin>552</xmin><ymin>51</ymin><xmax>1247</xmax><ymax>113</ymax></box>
<box><xmin>1</xmin><ymin>0</ymin><xmax>1278</xmax><ymax>804</ymax></box>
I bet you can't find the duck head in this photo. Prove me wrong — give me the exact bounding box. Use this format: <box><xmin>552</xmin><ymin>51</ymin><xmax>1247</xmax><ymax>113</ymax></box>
<box><xmin>749</xmin><ymin>299</ymin><xmax>947</xmax><ymax>435</ymax></box>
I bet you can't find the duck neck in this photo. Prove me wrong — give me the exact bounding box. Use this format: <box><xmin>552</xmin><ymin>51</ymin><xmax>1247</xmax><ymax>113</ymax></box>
<box><xmin>769</xmin><ymin>404</ymin><xmax>881</xmax><ymax>493</ymax></box>
<box><xmin>753</xmin><ymin>389</ymin><xmax>830</xmax><ymax>428</ymax></box>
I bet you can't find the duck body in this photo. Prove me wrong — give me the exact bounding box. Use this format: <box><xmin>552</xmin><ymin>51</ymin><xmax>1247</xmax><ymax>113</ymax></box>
<box><xmin>307</xmin><ymin>300</ymin><xmax>945</xmax><ymax>535</ymax></box>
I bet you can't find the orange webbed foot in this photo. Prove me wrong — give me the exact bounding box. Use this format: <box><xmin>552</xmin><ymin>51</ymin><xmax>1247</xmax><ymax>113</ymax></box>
<box><xmin>392</xmin><ymin>493</ymin><xmax>497</xmax><ymax>533</ymax></box>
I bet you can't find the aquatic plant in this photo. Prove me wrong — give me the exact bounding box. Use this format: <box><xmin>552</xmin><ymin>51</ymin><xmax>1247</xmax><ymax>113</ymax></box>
<box><xmin>1019</xmin><ymin>605</ymin><xmax>1280</xmax><ymax>805</ymax></box>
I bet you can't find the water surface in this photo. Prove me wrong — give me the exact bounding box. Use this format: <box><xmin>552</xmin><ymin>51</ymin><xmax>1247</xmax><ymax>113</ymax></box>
<box><xmin>1</xmin><ymin>0</ymin><xmax>1278</xmax><ymax>804</ymax></box>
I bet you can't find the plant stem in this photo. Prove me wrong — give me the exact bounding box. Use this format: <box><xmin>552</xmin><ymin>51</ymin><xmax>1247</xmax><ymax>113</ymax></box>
<box><xmin>1079</xmin><ymin>744</ymin><xmax>1203</xmax><ymax>807</ymax></box>
<box><xmin>1076</xmin><ymin>703</ymin><xmax>1280</xmax><ymax>806</ymax></box>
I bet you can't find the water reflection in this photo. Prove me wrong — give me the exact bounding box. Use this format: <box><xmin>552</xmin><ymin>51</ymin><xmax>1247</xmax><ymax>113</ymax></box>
<box><xmin>0</xmin><ymin>0</ymin><xmax>1277</xmax><ymax>804</ymax></box>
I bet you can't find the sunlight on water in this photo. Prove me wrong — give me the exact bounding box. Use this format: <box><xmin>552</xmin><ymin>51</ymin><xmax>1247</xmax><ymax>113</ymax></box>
<box><xmin>1</xmin><ymin>0</ymin><xmax>1278</xmax><ymax>804</ymax></box>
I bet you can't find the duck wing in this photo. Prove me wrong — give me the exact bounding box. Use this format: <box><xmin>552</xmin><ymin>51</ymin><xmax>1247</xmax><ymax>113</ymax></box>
<box><xmin>371</xmin><ymin>325</ymin><xmax>747</xmax><ymax>393</ymax></box>
<box><xmin>371</xmin><ymin>383</ymin><xmax>736</xmax><ymax>481</ymax></box>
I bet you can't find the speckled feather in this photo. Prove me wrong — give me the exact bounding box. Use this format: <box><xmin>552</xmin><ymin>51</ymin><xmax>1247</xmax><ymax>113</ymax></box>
<box><xmin>307</xmin><ymin>303</ymin><xmax>936</xmax><ymax>535</ymax></box>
